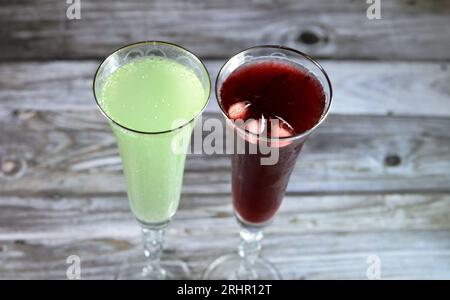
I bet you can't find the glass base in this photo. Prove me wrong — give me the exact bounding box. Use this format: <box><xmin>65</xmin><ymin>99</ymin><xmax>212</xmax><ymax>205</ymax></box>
<box><xmin>115</xmin><ymin>256</ymin><xmax>190</xmax><ymax>280</ymax></box>
<box><xmin>202</xmin><ymin>254</ymin><xmax>281</xmax><ymax>280</ymax></box>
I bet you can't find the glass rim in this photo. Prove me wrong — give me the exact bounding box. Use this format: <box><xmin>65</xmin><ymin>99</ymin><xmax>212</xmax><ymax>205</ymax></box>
<box><xmin>93</xmin><ymin>40</ymin><xmax>211</xmax><ymax>135</ymax></box>
<box><xmin>215</xmin><ymin>45</ymin><xmax>333</xmax><ymax>142</ymax></box>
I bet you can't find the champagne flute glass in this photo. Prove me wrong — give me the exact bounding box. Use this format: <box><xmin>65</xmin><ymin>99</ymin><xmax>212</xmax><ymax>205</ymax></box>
<box><xmin>93</xmin><ymin>41</ymin><xmax>210</xmax><ymax>279</ymax></box>
<box><xmin>203</xmin><ymin>45</ymin><xmax>332</xmax><ymax>279</ymax></box>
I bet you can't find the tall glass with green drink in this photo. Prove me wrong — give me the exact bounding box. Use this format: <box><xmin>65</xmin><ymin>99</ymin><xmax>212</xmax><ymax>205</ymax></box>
<box><xmin>93</xmin><ymin>41</ymin><xmax>210</xmax><ymax>279</ymax></box>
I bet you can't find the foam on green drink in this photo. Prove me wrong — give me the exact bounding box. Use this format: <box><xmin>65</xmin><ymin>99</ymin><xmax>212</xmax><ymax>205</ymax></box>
<box><xmin>99</xmin><ymin>57</ymin><xmax>207</xmax><ymax>223</ymax></box>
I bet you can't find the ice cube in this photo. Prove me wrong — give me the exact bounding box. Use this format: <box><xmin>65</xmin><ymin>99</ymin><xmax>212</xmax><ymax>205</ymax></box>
<box><xmin>242</xmin><ymin>115</ymin><xmax>266</xmax><ymax>144</ymax></box>
<box><xmin>245</xmin><ymin>114</ymin><xmax>266</xmax><ymax>135</ymax></box>
<box><xmin>270</xmin><ymin>116</ymin><xmax>295</xmax><ymax>147</ymax></box>
<box><xmin>228</xmin><ymin>101</ymin><xmax>251</xmax><ymax>120</ymax></box>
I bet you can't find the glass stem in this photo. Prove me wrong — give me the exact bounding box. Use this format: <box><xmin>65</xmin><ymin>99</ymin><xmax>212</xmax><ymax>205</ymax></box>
<box><xmin>141</xmin><ymin>224</ymin><xmax>167</xmax><ymax>279</ymax></box>
<box><xmin>237</xmin><ymin>226</ymin><xmax>263</xmax><ymax>280</ymax></box>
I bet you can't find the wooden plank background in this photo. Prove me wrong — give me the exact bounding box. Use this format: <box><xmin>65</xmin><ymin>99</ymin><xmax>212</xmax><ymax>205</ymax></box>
<box><xmin>1</xmin><ymin>60</ymin><xmax>449</xmax><ymax>117</ymax></box>
<box><xmin>0</xmin><ymin>0</ymin><xmax>449</xmax><ymax>279</ymax></box>
<box><xmin>0</xmin><ymin>0</ymin><xmax>449</xmax><ymax>61</ymax></box>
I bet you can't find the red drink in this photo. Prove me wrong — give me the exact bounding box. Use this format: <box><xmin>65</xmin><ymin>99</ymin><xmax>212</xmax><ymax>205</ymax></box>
<box><xmin>204</xmin><ymin>46</ymin><xmax>332</xmax><ymax>280</ymax></box>
<box><xmin>220</xmin><ymin>60</ymin><xmax>326</xmax><ymax>224</ymax></box>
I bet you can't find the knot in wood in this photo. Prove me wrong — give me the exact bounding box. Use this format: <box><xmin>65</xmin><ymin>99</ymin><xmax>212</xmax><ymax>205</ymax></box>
<box><xmin>384</xmin><ymin>154</ymin><xmax>401</xmax><ymax>167</ymax></box>
<box><xmin>1</xmin><ymin>157</ymin><xmax>26</xmax><ymax>178</ymax></box>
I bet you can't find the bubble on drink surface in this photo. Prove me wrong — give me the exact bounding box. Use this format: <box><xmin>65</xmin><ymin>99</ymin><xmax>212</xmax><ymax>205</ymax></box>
<box><xmin>227</xmin><ymin>101</ymin><xmax>252</xmax><ymax>120</ymax></box>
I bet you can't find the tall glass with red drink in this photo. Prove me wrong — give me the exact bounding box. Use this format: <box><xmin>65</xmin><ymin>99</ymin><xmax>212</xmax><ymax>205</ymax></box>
<box><xmin>204</xmin><ymin>46</ymin><xmax>332</xmax><ymax>279</ymax></box>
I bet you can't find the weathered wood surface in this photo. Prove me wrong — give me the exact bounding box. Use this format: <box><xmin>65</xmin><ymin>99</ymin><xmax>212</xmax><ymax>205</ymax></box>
<box><xmin>0</xmin><ymin>110</ymin><xmax>450</xmax><ymax>196</ymax></box>
<box><xmin>1</xmin><ymin>0</ymin><xmax>450</xmax><ymax>276</ymax></box>
<box><xmin>1</xmin><ymin>0</ymin><xmax>449</xmax><ymax>61</ymax></box>
<box><xmin>0</xmin><ymin>55</ymin><xmax>450</xmax><ymax>278</ymax></box>
<box><xmin>0</xmin><ymin>193</ymin><xmax>450</xmax><ymax>279</ymax></box>
<box><xmin>1</xmin><ymin>60</ymin><xmax>449</xmax><ymax>117</ymax></box>
<box><xmin>0</xmin><ymin>107</ymin><xmax>450</xmax><ymax>278</ymax></box>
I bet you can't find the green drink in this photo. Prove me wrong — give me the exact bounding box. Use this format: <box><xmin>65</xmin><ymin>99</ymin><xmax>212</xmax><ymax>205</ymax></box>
<box><xmin>100</xmin><ymin>57</ymin><xmax>206</xmax><ymax>223</ymax></box>
<box><xmin>93</xmin><ymin>42</ymin><xmax>210</xmax><ymax>279</ymax></box>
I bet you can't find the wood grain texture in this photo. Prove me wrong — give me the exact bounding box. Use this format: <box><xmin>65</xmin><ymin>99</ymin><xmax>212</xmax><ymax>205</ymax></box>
<box><xmin>1</xmin><ymin>0</ymin><xmax>449</xmax><ymax>281</ymax></box>
<box><xmin>0</xmin><ymin>110</ymin><xmax>449</xmax><ymax>197</ymax></box>
<box><xmin>0</xmin><ymin>0</ymin><xmax>449</xmax><ymax>60</ymax></box>
<box><xmin>1</xmin><ymin>58</ymin><xmax>449</xmax><ymax>278</ymax></box>
<box><xmin>0</xmin><ymin>194</ymin><xmax>450</xmax><ymax>279</ymax></box>
<box><xmin>0</xmin><ymin>60</ymin><xmax>449</xmax><ymax>116</ymax></box>
<box><xmin>1</xmin><ymin>193</ymin><xmax>450</xmax><ymax>279</ymax></box>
